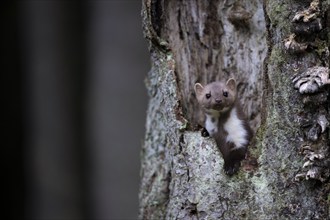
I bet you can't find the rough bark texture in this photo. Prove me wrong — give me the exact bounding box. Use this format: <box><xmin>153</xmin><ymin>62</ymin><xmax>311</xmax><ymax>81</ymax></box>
<box><xmin>162</xmin><ymin>0</ymin><xmax>266</xmax><ymax>130</ymax></box>
<box><xmin>140</xmin><ymin>0</ymin><xmax>330</xmax><ymax>219</ymax></box>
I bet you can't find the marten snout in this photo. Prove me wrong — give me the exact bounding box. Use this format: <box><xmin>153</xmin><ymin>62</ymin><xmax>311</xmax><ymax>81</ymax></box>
<box><xmin>215</xmin><ymin>98</ymin><xmax>222</xmax><ymax>103</ymax></box>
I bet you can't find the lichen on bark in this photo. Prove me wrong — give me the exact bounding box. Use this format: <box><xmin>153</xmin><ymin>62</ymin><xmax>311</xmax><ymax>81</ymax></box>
<box><xmin>139</xmin><ymin>48</ymin><xmax>186</xmax><ymax>219</ymax></box>
<box><xmin>140</xmin><ymin>0</ymin><xmax>330</xmax><ymax>219</ymax></box>
<box><xmin>260</xmin><ymin>0</ymin><xmax>330</xmax><ymax>218</ymax></box>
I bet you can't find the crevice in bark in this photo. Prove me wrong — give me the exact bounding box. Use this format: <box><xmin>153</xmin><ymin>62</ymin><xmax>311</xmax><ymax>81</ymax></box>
<box><xmin>177</xmin><ymin>8</ymin><xmax>184</xmax><ymax>41</ymax></box>
<box><xmin>142</xmin><ymin>0</ymin><xmax>170</xmax><ymax>52</ymax></box>
<box><xmin>260</xmin><ymin>1</ymin><xmax>273</xmax><ymax>127</ymax></box>
<box><xmin>160</xmin><ymin>0</ymin><xmax>265</xmax><ymax>131</ymax></box>
<box><xmin>203</xmin><ymin>0</ymin><xmax>222</xmax><ymax>49</ymax></box>
<box><xmin>150</xmin><ymin>0</ymin><xmax>163</xmax><ymax>37</ymax></box>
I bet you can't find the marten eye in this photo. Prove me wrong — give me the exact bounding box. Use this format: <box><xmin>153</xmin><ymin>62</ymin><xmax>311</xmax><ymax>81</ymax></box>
<box><xmin>205</xmin><ymin>93</ymin><xmax>211</xmax><ymax>99</ymax></box>
<box><xmin>223</xmin><ymin>91</ymin><xmax>228</xmax><ymax>97</ymax></box>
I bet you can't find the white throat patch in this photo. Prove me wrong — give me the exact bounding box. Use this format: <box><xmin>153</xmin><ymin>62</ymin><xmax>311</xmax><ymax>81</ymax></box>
<box><xmin>224</xmin><ymin>108</ymin><xmax>247</xmax><ymax>150</ymax></box>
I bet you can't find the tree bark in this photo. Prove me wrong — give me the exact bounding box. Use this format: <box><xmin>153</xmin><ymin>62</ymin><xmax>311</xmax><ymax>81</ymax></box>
<box><xmin>140</xmin><ymin>0</ymin><xmax>330</xmax><ymax>219</ymax></box>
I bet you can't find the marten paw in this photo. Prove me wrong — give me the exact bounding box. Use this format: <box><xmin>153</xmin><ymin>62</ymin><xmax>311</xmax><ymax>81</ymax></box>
<box><xmin>224</xmin><ymin>162</ymin><xmax>240</xmax><ymax>176</ymax></box>
<box><xmin>201</xmin><ymin>127</ymin><xmax>209</xmax><ymax>137</ymax></box>
<box><xmin>224</xmin><ymin>166</ymin><xmax>237</xmax><ymax>176</ymax></box>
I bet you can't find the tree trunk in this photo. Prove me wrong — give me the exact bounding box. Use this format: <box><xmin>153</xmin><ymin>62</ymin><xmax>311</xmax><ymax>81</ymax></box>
<box><xmin>140</xmin><ymin>0</ymin><xmax>330</xmax><ymax>219</ymax></box>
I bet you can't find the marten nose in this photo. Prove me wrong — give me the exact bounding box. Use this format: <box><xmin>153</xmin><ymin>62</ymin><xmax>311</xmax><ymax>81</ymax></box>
<box><xmin>215</xmin><ymin>98</ymin><xmax>222</xmax><ymax>103</ymax></box>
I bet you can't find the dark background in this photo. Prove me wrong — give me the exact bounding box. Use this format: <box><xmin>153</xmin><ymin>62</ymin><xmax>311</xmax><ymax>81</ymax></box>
<box><xmin>3</xmin><ymin>1</ymin><xmax>150</xmax><ymax>219</ymax></box>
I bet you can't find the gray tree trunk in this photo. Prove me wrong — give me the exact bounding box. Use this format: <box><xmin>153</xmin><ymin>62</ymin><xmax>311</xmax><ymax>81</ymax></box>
<box><xmin>139</xmin><ymin>0</ymin><xmax>330</xmax><ymax>219</ymax></box>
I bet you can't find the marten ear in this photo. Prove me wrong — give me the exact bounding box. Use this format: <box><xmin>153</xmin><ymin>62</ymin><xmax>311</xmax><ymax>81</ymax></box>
<box><xmin>194</xmin><ymin>83</ymin><xmax>204</xmax><ymax>98</ymax></box>
<box><xmin>226</xmin><ymin>78</ymin><xmax>236</xmax><ymax>91</ymax></box>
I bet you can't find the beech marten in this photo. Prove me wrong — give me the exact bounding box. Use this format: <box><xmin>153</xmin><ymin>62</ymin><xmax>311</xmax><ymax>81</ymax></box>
<box><xmin>194</xmin><ymin>78</ymin><xmax>252</xmax><ymax>175</ymax></box>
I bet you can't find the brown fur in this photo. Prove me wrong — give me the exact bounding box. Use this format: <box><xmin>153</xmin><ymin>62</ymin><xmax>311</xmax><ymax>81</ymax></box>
<box><xmin>195</xmin><ymin>79</ymin><xmax>236</xmax><ymax>113</ymax></box>
<box><xmin>194</xmin><ymin>79</ymin><xmax>252</xmax><ymax>175</ymax></box>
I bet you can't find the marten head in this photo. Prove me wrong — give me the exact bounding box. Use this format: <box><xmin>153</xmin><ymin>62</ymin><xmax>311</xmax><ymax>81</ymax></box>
<box><xmin>194</xmin><ymin>78</ymin><xmax>237</xmax><ymax>113</ymax></box>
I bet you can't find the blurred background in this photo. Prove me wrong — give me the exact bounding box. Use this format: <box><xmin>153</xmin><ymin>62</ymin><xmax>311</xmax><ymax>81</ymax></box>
<box><xmin>3</xmin><ymin>1</ymin><xmax>150</xmax><ymax>219</ymax></box>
